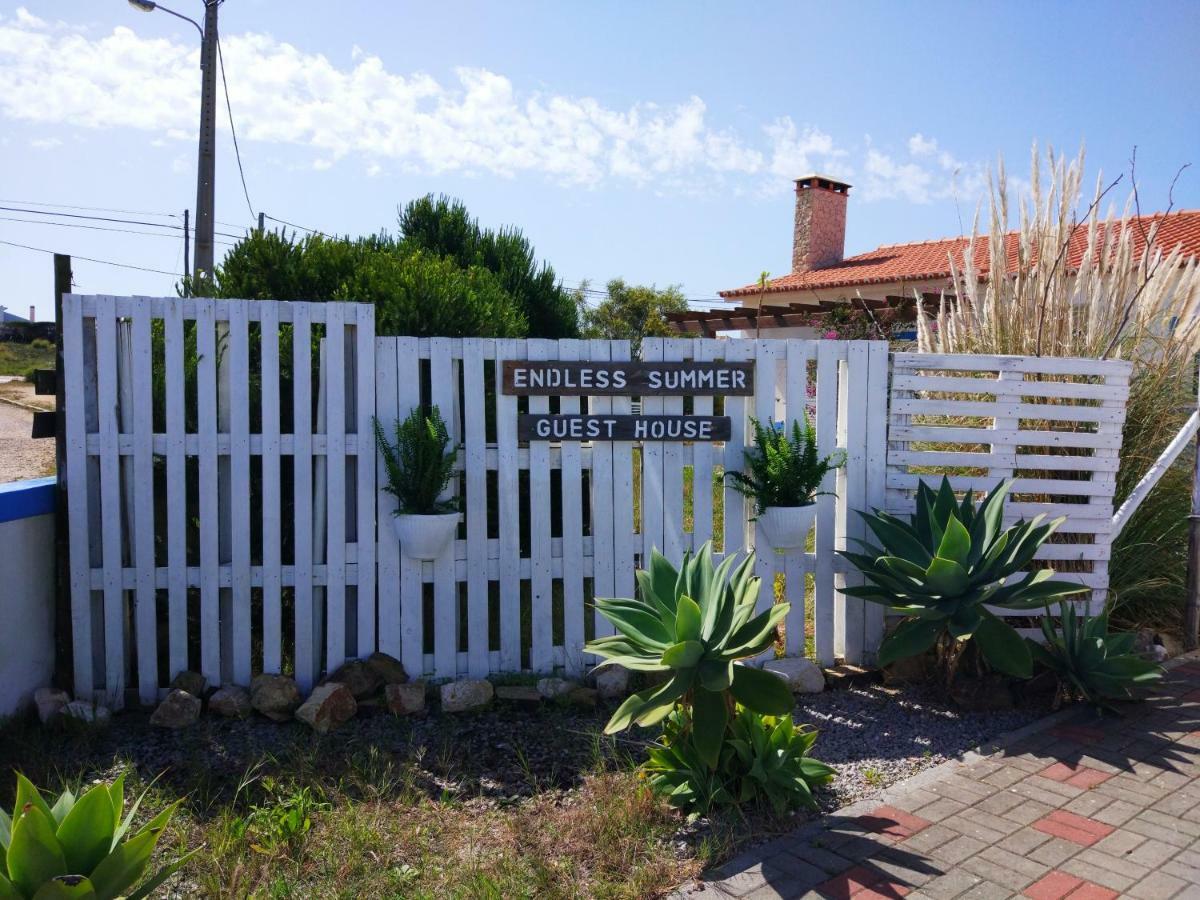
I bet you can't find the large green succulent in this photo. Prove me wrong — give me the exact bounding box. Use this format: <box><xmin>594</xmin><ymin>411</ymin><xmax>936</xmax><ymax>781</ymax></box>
<box><xmin>0</xmin><ymin>772</ymin><xmax>198</xmax><ymax>899</ymax></box>
<box><xmin>585</xmin><ymin>542</ymin><xmax>795</xmax><ymax>768</ymax></box>
<box><xmin>838</xmin><ymin>477</ymin><xmax>1087</xmax><ymax>677</ymax></box>
<box><xmin>1030</xmin><ymin>601</ymin><xmax>1164</xmax><ymax>712</ymax></box>
<box><xmin>643</xmin><ymin>706</ymin><xmax>835</xmax><ymax>814</ymax></box>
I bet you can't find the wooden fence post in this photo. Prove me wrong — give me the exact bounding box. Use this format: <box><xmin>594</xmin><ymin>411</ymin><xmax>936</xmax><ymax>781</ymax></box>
<box><xmin>52</xmin><ymin>254</ymin><xmax>72</xmax><ymax>689</ymax></box>
<box><xmin>1185</xmin><ymin>357</ymin><xmax>1200</xmax><ymax>651</ymax></box>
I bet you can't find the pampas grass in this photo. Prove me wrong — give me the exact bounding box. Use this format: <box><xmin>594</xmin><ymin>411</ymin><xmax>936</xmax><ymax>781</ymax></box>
<box><xmin>917</xmin><ymin>144</ymin><xmax>1200</xmax><ymax>629</ymax></box>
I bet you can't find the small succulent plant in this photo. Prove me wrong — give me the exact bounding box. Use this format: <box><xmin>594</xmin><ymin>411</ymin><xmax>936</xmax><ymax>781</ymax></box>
<box><xmin>0</xmin><ymin>772</ymin><xmax>198</xmax><ymax>899</ymax></box>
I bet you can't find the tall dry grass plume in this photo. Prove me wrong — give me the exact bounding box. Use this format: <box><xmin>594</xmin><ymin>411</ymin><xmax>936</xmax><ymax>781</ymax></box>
<box><xmin>917</xmin><ymin>144</ymin><xmax>1200</xmax><ymax>629</ymax></box>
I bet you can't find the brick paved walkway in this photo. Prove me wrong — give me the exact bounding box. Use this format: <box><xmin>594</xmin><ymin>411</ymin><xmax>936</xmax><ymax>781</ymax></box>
<box><xmin>676</xmin><ymin>655</ymin><xmax>1200</xmax><ymax>900</ymax></box>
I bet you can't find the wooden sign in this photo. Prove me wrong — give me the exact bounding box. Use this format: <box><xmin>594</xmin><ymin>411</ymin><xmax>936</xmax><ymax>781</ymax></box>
<box><xmin>502</xmin><ymin>360</ymin><xmax>754</xmax><ymax>396</ymax></box>
<box><xmin>519</xmin><ymin>414</ymin><xmax>731</xmax><ymax>442</ymax></box>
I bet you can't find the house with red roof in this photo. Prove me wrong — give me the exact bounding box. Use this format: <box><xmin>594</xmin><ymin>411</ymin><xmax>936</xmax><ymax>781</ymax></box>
<box><xmin>671</xmin><ymin>175</ymin><xmax>1200</xmax><ymax>336</ymax></box>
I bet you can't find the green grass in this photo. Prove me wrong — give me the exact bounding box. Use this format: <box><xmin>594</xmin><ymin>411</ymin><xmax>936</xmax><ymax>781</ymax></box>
<box><xmin>0</xmin><ymin>709</ymin><xmax>733</xmax><ymax>899</ymax></box>
<box><xmin>0</xmin><ymin>340</ymin><xmax>54</xmax><ymax>378</ymax></box>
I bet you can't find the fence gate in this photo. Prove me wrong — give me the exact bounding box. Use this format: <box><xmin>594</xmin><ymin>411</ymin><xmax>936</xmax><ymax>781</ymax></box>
<box><xmin>372</xmin><ymin>335</ymin><xmax>890</xmax><ymax>682</ymax></box>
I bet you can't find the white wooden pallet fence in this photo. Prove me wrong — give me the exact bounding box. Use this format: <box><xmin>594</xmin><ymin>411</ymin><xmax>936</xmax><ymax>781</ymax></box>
<box><xmin>885</xmin><ymin>352</ymin><xmax>1133</xmax><ymax>621</ymax></box>
<box><xmin>63</xmin><ymin>295</ymin><xmax>376</xmax><ymax>707</ymax></box>
<box><xmin>59</xmin><ymin>296</ymin><xmax>1131</xmax><ymax>704</ymax></box>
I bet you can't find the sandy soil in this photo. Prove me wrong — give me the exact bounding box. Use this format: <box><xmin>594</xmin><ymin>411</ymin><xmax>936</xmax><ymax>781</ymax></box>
<box><xmin>0</xmin><ymin>380</ymin><xmax>55</xmax><ymax>482</ymax></box>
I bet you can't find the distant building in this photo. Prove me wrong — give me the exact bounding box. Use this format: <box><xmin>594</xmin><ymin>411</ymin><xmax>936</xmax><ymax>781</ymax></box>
<box><xmin>671</xmin><ymin>174</ymin><xmax>1200</xmax><ymax>337</ymax></box>
<box><xmin>0</xmin><ymin>305</ymin><xmax>35</xmax><ymax>324</ymax></box>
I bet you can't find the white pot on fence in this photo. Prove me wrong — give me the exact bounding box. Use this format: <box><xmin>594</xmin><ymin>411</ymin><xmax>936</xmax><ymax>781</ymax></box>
<box><xmin>757</xmin><ymin>503</ymin><xmax>817</xmax><ymax>550</ymax></box>
<box><xmin>393</xmin><ymin>513</ymin><xmax>459</xmax><ymax>560</ymax></box>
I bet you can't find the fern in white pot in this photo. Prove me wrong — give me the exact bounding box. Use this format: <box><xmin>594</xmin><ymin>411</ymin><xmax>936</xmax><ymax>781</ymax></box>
<box><xmin>374</xmin><ymin>406</ymin><xmax>459</xmax><ymax>560</ymax></box>
<box><xmin>728</xmin><ymin>415</ymin><xmax>843</xmax><ymax>549</ymax></box>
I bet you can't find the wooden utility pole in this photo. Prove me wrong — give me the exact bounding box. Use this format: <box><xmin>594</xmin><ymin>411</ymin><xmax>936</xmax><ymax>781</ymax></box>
<box><xmin>258</xmin><ymin>211</ymin><xmax>265</xmax><ymax>233</ymax></box>
<box><xmin>1186</xmin><ymin>357</ymin><xmax>1200</xmax><ymax>650</ymax></box>
<box><xmin>183</xmin><ymin>209</ymin><xmax>191</xmax><ymax>290</ymax></box>
<box><xmin>53</xmin><ymin>254</ymin><xmax>73</xmax><ymax>687</ymax></box>
<box><xmin>193</xmin><ymin>0</ymin><xmax>219</xmax><ymax>289</ymax></box>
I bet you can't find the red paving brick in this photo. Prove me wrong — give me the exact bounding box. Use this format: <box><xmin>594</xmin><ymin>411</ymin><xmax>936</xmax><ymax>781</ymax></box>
<box><xmin>855</xmin><ymin>805</ymin><xmax>932</xmax><ymax>841</ymax></box>
<box><xmin>1064</xmin><ymin>884</ymin><xmax>1119</xmax><ymax>900</ymax></box>
<box><xmin>1037</xmin><ymin>761</ymin><xmax>1113</xmax><ymax>789</ymax></box>
<box><xmin>1031</xmin><ymin>810</ymin><xmax>1115</xmax><ymax>846</ymax></box>
<box><xmin>1024</xmin><ymin>871</ymin><xmax>1084</xmax><ymax>900</ymax></box>
<box><xmin>1048</xmin><ymin>724</ymin><xmax>1107</xmax><ymax>743</ymax></box>
<box><xmin>815</xmin><ymin>865</ymin><xmax>884</xmax><ymax>899</ymax></box>
<box><xmin>855</xmin><ymin>887</ymin><xmax>911</xmax><ymax>900</ymax></box>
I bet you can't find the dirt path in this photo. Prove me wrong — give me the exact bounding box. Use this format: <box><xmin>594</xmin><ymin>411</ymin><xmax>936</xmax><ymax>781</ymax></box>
<box><xmin>0</xmin><ymin>381</ymin><xmax>55</xmax><ymax>482</ymax></box>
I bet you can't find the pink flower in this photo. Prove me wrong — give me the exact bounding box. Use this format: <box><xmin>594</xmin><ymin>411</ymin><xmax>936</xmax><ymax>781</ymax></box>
<box><xmin>823</xmin><ymin>330</ymin><xmax>839</xmax><ymax>340</ymax></box>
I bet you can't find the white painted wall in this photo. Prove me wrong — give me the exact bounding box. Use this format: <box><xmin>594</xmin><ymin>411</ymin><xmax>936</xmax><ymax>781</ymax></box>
<box><xmin>0</xmin><ymin>512</ymin><xmax>55</xmax><ymax>718</ymax></box>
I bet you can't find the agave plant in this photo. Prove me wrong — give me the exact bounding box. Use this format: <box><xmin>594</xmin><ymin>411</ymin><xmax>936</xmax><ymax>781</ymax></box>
<box><xmin>725</xmin><ymin>707</ymin><xmax>834</xmax><ymax>814</ymax></box>
<box><xmin>644</xmin><ymin>706</ymin><xmax>835</xmax><ymax>815</ymax></box>
<box><xmin>1030</xmin><ymin>601</ymin><xmax>1164</xmax><ymax>712</ymax></box>
<box><xmin>585</xmin><ymin>542</ymin><xmax>795</xmax><ymax>768</ymax></box>
<box><xmin>838</xmin><ymin>477</ymin><xmax>1087</xmax><ymax>678</ymax></box>
<box><xmin>0</xmin><ymin>772</ymin><xmax>198</xmax><ymax>899</ymax></box>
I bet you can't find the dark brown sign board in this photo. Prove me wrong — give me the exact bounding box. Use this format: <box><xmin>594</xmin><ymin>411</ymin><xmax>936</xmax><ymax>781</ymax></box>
<box><xmin>519</xmin><ymin>414</ymin><xmax>731</xmax><ymax>442</ymax></box>
<box><xmin>502</xmin><ymin>360</ymin><xmax>754</xmax><ymax>396</ymax></box>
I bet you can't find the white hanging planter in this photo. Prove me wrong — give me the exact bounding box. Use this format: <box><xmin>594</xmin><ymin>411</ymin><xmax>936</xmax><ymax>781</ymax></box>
<box><xmin>757</xmin><ymin>503</ymin><xmax>817</xmax><ymax>550</ymax></box>
<box><xmin>393</xmin><ymin>512</ymin><xmax>459</xmax><ymax>560</ymax></box>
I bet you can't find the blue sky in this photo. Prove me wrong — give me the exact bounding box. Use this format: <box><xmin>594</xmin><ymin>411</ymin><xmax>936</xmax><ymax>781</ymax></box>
<box><xmin>2</xmin><ymin>0</ymin><xmax>1198</xmax><ymax>321</ymax></box>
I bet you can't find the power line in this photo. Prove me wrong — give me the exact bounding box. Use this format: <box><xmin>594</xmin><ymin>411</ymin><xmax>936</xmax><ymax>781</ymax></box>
<box><xmin>0</xmin><ymin>199</ymin><xmax>180</xmax><ymax>219</ymax></box>
<box><xmin>0</xmin><ymin>238</ymin><xmax>184</xmax><ymax>277</ymax></box>
<box><xmin>0</xmin><ymin>215</ymin><xmax>238</xmax><ymax>246</ymax></box>
<box><xmin>0</xmin><ymin>205</ymin><xmax>185</xmax><ymax>231</ymax></box>
<box><xmin>216</xmin><ymin>33</ymin><xmax>255</xmax><ymax>222</ymax></box>
<box><xmin>262</xmin><ymin>214</ymin><xmax>328</xmax><ymax>236</ymax></box>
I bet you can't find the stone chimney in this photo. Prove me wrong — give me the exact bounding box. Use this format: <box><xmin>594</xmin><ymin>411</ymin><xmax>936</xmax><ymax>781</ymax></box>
<box><xmin>29</xmin><ymin>305</ymin><xmax>35</xmax><ymax>323</ymax></box>
<box><xmin>792</xmin><ymin>174</ymin><xmax>851</xmax><ymax>273</ymax></box>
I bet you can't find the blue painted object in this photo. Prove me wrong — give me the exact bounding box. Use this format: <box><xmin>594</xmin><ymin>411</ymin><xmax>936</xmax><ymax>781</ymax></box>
<box><xmin>0</xmin><ymin>476</ymin><xmax>56</xmax><ymax>523</ymax></box>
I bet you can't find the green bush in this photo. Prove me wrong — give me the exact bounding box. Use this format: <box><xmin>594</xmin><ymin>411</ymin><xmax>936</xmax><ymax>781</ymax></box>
<box><xmin>1030</xmin><ymin>600</ymin><xmax>1164</xmax><ymax>712</ymax></box>
<box><xmin>0</xmin><ymin>772</ymin><xmax>197</xmax><ymax>899</ymax></box>
<box><xmin>374</xmin><ymin>406</ymin><xmax>458</xmax><ymax>515</ymax></box>
<box><xmin>839</xmin><ymin>477</ymin><xmax>1087</xmax><ymax>680</ymax></box>
<box><xmin>727</xmin><ymin>416</ymin><xmax>843</xmax><ymax>514</ymax></box>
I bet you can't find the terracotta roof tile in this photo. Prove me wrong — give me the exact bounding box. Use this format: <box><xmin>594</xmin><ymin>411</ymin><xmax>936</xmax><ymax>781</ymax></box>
<box><xmin>719</xmin><ymin>210</ymin><xmax>1200</xmax><ymax>298</ymax></box>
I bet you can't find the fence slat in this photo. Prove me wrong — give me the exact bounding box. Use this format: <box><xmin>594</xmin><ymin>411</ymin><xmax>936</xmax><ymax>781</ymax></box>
<box><xmin>662</xmin><ymin>338</ymin><xmax>689</xmax><ymax>562</ymax></box>
<box><xmin>62</xmin><ymin>295</ymin><xmax>94</xmax><ymax>700</ymax></box>
<box><xmin>692</xmin><ymin>339</ymin><xmax>719</xmax><ymax>550</ymax></box>
<box><xmin>783</xmin><ymin>339</ymin><xmax>811</xmax><ymax>658</ymax></box>
<box><xmin>129</xmin><ymin>297</ymin><xmax>158</xmax><ymax>704</ymax></box>
<box><xmin>429</xmin><ymin>336</ymin><xmax>458</xmax><ymax>678</ymax></box>
<box><xmin>260</xmin><ymin>301</ymin><xmax>283</xmax><ymax>674</ymax></box>
<box><xmin>495</xmin><ymin>338</ymin><xmax>523</xmax><ymax>670</ymax></box>
<box><xmin>324</xmin><ymin>303</ymin><xmax>347</xmax><ymax>673</ymax></box>
<box><xmin>813</xmin><ymin>341</ymin><xmax>838</xmax><ymax>666</ymax></box>
<box><xmin>228</xmin><ymin>300</ymin><xmax>253</xmax><ymax>686</ymax></box>
<box><xmin>462</xmin><ymin>338</ymin><xmax>489</xmax><ymax>677</ymax></box>
<box><xmin>588</xmin><ymin>339</ymin><xmax>615</xmax><ymax>646</ymax></box>
<box><xmin>355</xmin><ymin>304</ymin><xmax>377</xmax><ymax>658</ymax></box>
<box><xmin>528</xmin><ymin>338</ymin><xmax>554</xmax><ymax>673</ymax></box>
<box><xmin>396</xmin><ymin>337</ymin><xmax>424</xmax><ymax>675</ymax></box>
<box><xmin>374</xmin><ymin>337</ymin><xmax>401</xmax><ymax>659</ymax></box>
<box><xmin>861</xmin><ymin>342</ymin><xmax>889</xmax><ymax>660</ymax></box>
<box><xmin>641</xmin><ymin>338</ymin><xmax>665</xmax><ymax>561</ymax></box>
<box><xmin>163</xmin><ymin>298</ymin><xmax>188</xmax><ymax>682</ymax></box>
<box><xmin>722</xmin><ymin>340</ymin><xmax>753</xmax><ymax>560</ymax></box>
<box><xmin>752</xmin><ymin>341</ymin><xmax>778</xmax><ymax>661</ymax></box>
<box><xmin>610</xmin><ymin>340</ymin><xmax>636</xmax><ymax>610</ymax></box>
<box><xmin>192</xmin><ymin>297</ymin><xmax>220</xmax><ymax>691</ymax></box>
<box><xmin>292</xmin><ymin>304</ymin><xmax>316</xmax><ymax>692</ymax></box>
<box><xmin>558</xmin><ymin>339</ymin><xmax>586</xmax><ymax>675</ymax></box>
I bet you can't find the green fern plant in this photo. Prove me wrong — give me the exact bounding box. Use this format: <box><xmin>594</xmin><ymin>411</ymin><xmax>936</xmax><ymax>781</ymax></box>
<box><xmin>727</xmin><ymin>415</ymin><xmax>844</xmax><ymax>514</ymax></box>
<box><xmin>373</xmin><ymin>406</ymin><xmax>458</xmax><ymax>515</ymax></box>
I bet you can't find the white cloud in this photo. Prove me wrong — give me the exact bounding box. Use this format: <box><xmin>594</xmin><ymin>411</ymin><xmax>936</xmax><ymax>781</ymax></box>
<box><xmin>0</xmin><ymin>13</ymin><xmax>983</xmax><ymax>202</ymax></box>
<box><xmin>908</xmin><ymin>133</ymin><xmax>938</xmax><ymax>157</ymax></box>
<box><xmin>29</xmin><ymin>136</ymin><xmax>61</xmax><ymax>149</ymax></box>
